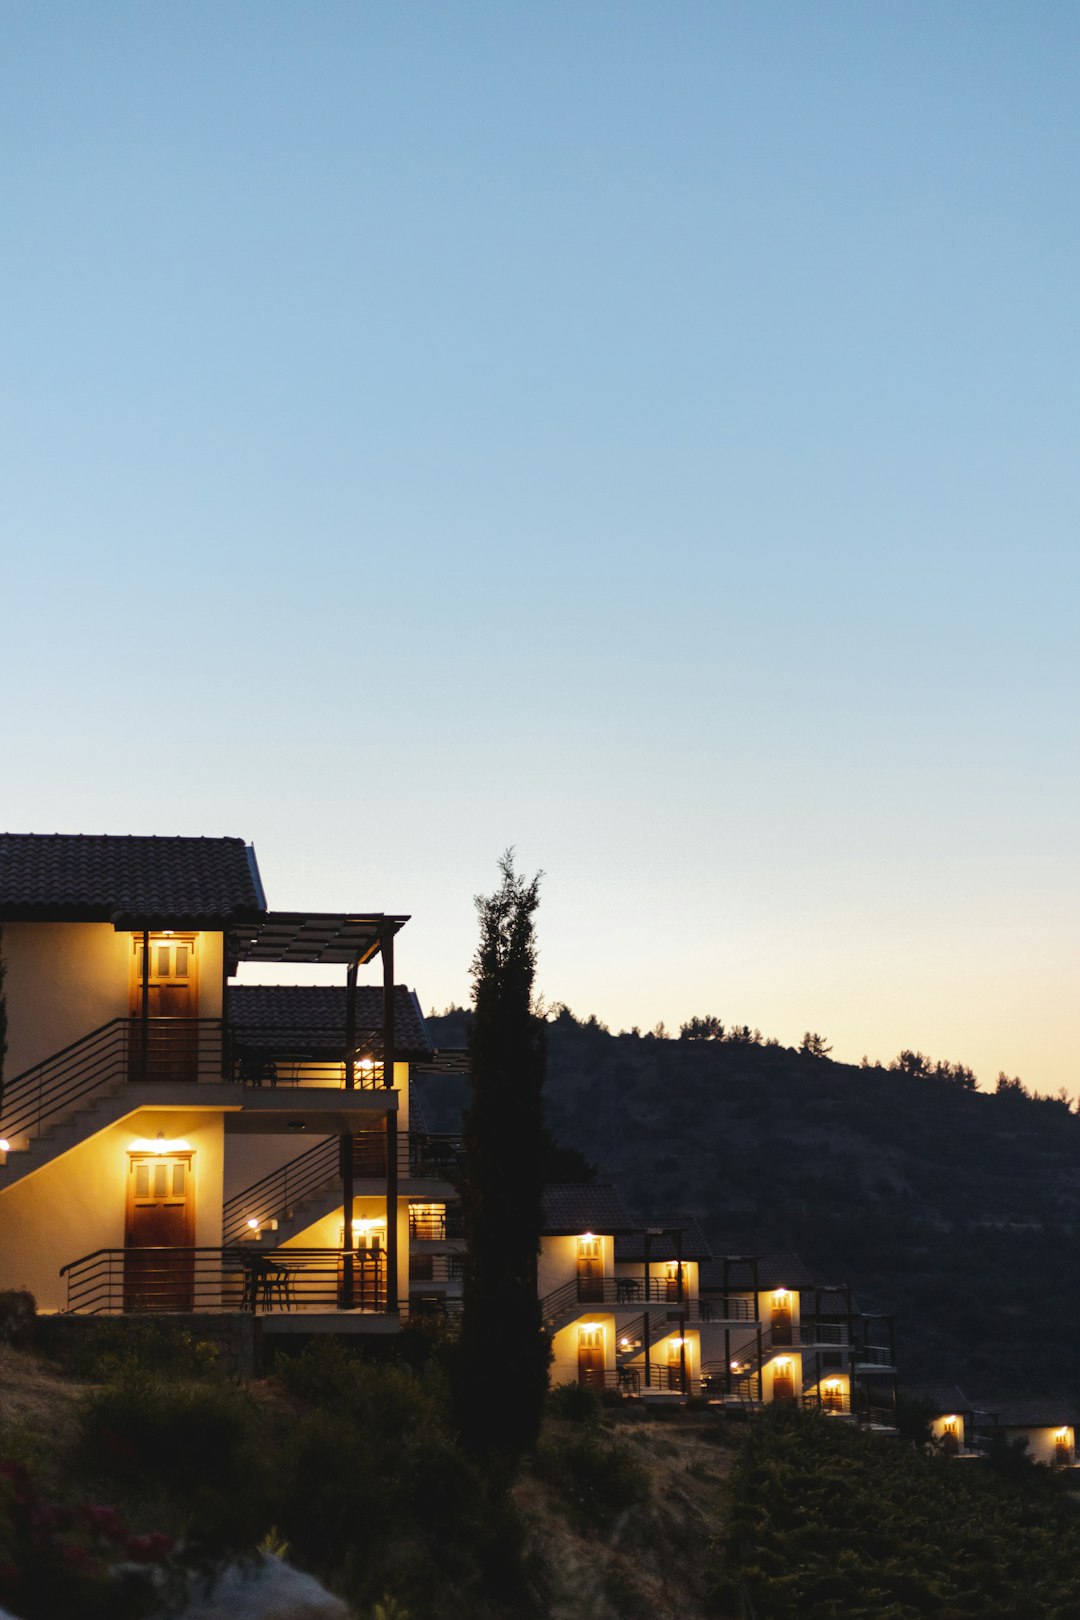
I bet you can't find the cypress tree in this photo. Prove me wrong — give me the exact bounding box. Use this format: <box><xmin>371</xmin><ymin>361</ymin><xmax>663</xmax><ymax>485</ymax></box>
<box><xmin>456</xmin><ymin>851</ymin><xmax>548</xmax><ymax>1460</ymax></box>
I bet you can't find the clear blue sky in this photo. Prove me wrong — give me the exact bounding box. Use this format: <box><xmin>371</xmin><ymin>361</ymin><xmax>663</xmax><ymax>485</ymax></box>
<box><xmin>2</xmin><ymin>2</ymin><xmax>1077</xmax><ymax>1092</ymax></box>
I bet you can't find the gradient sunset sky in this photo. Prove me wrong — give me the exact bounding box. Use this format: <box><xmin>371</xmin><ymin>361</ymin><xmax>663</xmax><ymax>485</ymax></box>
<box><xmin>2</xmin><ymin>3</ymin><xmax>1076</xmax><ymax>1094</ymax></box>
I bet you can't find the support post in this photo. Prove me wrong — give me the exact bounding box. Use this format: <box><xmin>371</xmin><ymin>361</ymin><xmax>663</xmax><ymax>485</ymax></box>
<box><xmin>676</xmin><ymin>1228</ymin><xmax>687</xmax><ymax>1396</ymax></box>
<box><xmin>140</xmin><ymin>929</ymin><xmax>150</xmax><ymax>1082</ymax></box>
<box><xmin>643</xmin><ymin>1230</ymin><xmax>652</xmax><ymax>1389</ymax></box>
<box><xmin>382</xmin><ymin>926</ymin><xmax>398</xmax><ymax>1314</ymax></box>
<box><xmin>756</xmin><ymin>1323</ymin><xmax>764</xmax><ymax>1404</ymax></box>
<box><xmin>725</xmin><ymin>1326</ymin><xmax>731</xmax><ymax>1397</ymax></box>
<box><xmin>219</xmin><ymin>942</ymin><xmax>230</xmax><ymax>1079</ymax></box>
<box><xmin>341</xmin><ymin>960</ymin><xmax>359</xmax><ymax>1309</ymax></box>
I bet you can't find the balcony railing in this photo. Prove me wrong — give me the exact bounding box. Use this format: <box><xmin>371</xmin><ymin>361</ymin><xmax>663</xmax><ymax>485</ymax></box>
<box><xmin>408</xmin><ymin>1206</ymin><xmax>466</xmax><ymax>1242</ymax></box>
<box><xmin>542</xmin><ymin>1275</ymin><xmax>755</xmax><ymax>1327</ymax></box>
<box><xmin>853</xmin><ymin>1345</ymin><xmax>895</xmax><ymax>1368</ymax></box>
<box><xmin>59</xmin><ymin>1246</ymin><xmax>388</xmax><ymax>1316</ymax></box>
<box><xmin>409</xmin><ymin>1252</ymin><xmax>464</xmax><ymax>1286</ymax></box>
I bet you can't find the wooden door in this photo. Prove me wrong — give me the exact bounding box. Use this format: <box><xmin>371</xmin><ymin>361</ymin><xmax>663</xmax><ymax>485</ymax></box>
<box><xmin>124</xmin><ymin>1151</ymin><xmax>195</xmax><ymax>1310</ymax></box>
<box><xmin>664</xmin><ymin>1261</ymin><xmax>683</xmax><ymax>1303</ymax></box>
<box><xmin>130</xmin><ymin>935</ymin><xmax>199</xmax><ymax>1081</ymax></box>
<box><xmin>577</xmin><ymin>1325</ymin><xmax>604</xmax><ymax>1390</ymax></box>
<box><xmin>771</xmin><ymin>1290</ymin><xmax>793</xmax><ymax>1345</ymax></box>
<box><xmin>666</xmin><ymin>1339</ymin><xmax>686</xmax><ymax>1391</ymax></box>
<box><xmin>771</xmin><ymin>1358</ymin><xmax>795</xmax><ymax>1403</ymax></box>
<box><xmin>576</xmin><ymin>1235</ymin><xmax>603</xmax><ymax>1303</ymax></box>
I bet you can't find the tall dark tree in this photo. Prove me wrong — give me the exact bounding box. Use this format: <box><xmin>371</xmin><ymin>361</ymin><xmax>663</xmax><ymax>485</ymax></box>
<box><xmin>456</xmin><ymin>852</ymin><xmax>548</xmax><ymax>1460</ymax></box>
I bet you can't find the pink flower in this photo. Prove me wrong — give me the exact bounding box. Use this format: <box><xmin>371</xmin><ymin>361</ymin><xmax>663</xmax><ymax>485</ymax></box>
<box><xmin>124</xmin><ymin>1531</ymin><xmax>174</xmax><ymax>1563</ymax></box>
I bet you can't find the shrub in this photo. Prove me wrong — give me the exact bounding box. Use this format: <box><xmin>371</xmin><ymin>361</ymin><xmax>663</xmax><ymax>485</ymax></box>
<box><xmin>0</xmin><ymin>1290</ymin><xmax>35</xmax><ymax>1348</ymax></box>
<box><xmin>0</xmin><ymin>1460</ymin><xmax>164</xmax><ymax>1620</ymax></box>
<box><xmin>534</xmin><ymin>1428</ymin><xmax>650</xmax><ymax>1533</ymax></box>
<box><xmin>42</xmin><ymin>1317</ymin><xmax>222</xmax><ymax>1382</ymax></box>
<box><xmin>546</xmin><ymin>1381</ymin><xmax>604</xmax><ymax>1426</ymax></box>
<box><xmin>77</xmin><ymin>1375</ymin><xmax>266</xmax><ymax>1548</ymax></box>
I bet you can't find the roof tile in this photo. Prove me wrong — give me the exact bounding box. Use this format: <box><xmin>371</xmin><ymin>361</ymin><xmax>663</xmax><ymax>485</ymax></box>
<box><xmin>228</xmin><ymin>984</ymin><xmax>433</xmax><ymax>1062</ymax></box>
<box><xmin>0</xmin><ymin>834</ymin><xmax>263</xmax><ymax>924</ymax></box>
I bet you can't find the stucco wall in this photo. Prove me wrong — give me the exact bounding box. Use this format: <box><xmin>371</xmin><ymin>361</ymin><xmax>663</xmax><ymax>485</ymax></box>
<box><xmin>930</xmin><ymin>1412</ymin><xmax>965</xmax><ymax>1447</ymax></box>
<box><xmin>2</xmin><ymin>923</ymin><xmax>225</xmax><ymax>1081</ymax></box>
<box><xmin>550</xmin><ymin>1313</ymin><xmax>614</xmax><ymax>1387</ymax></box>
<box><xmin>1003</xmin><ymin>1425</ymin><xmax>1075</xmax><ymax>1466</ymax></box>
<box><xmin>539</xmin><ymin>1233</ymin><xmax>599</xmax><ymax>1299</ymax></box>
<box><xmin>0</xmin><ymin>1107</ymin><xmax>225</xmax><ymax>1313</ymax></box>
<box><xmin>615</xmin><ymin>1259</ymin><xmax>699</xmax><ymax>1300</ymax></box>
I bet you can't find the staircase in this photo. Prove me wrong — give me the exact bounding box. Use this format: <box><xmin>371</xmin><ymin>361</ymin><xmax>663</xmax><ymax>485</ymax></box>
<box><xmin>0</xmin><ymin>1018</ymin><xmax>224</xmax><ymax>1142</ymax></box>
<box><xmin>0</xmin><ymin>1089</ymin><xmax>144</xmax><ymax>1190</ymax></box>
<box><xmin>0</xmin><ymin>1017</ymin><xmax>225</xmax><ymax>1192</ymax></box>
<box><xmin>222</xmin><ymin>1130</ymin><xmax>465</xmax><ymax>1246</ymax></box>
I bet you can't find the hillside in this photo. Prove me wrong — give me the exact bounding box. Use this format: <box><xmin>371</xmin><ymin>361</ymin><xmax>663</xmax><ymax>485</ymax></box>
<box><xmin>6</xmin><ymin>1337</ymin><xmax>1080</xmax><ymax>1620</ymax></box>
<box><xmin>420</xmin><ymin>1011</ymin><xmax>1080</xmax><ymax>1397</ymax></box>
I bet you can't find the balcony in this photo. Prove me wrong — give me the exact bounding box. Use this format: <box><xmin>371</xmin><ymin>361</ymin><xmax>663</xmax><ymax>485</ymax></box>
<box><xmin>59</xmin><ymin>1246</ymin><xmax>389</xmax><ymax>1316</ymax></box>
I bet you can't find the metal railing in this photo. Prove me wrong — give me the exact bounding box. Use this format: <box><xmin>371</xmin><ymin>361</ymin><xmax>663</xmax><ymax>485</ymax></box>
<box><xmin>408</xmin><ymin>1205</ymin><xmax>465</xmax><ymax>1242</ymax></box>
<box><xmin>802</xmin><ymin>1389</ymin><xmax>851</xmax><ymax>1414</ymax></box>
<box><xmin>853</xmin><ymin>1345</ymin><xmax>895</xmax><ymax>1368</ymax></box>
<box><xmin>0</xmin><ymin>1018</ymin><xmax>225</xmax><ymax>1142</ymax></box>
<box><xmin>59</xmin><ymin>1245</ymin><xmax>388</xmax><ymax>1315</ymax></box>
<box><xmin>231</xmin><ymin>1055</ymin><xmax>386</xmax><ymax>1089</ymax></box>
<box><xmin>541</xmin><ymin>1274</ymin><xmax>732</xmax><ymax>1326</ymax></box>
<box><xmin>222</xmin><ymin>1133</ymin><xmax>465</xmax><ymax>1245</ymax></box>
<box><xmin>409</xmin><ymin>1252</ymin><xmax>464</xmax><ymax>1285</ymax></box>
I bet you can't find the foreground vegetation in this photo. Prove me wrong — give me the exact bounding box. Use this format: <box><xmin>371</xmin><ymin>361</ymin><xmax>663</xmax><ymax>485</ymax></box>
<box><xmin>4</xmin><ymin>1322</ymin><xmax>1080</xmax><ymax>1619</ymax></box>
<box><xmin>721</xmin><ymin>1406</ymin><xmax>1080</xmax><ymax>1619</ymax></box>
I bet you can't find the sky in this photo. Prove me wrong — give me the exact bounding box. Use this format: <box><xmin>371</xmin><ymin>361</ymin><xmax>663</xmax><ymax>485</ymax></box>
<box><xmin>1</xmin><ymin>2</ymin><xmax>1077</xmax><ymax>1093</ymax></box>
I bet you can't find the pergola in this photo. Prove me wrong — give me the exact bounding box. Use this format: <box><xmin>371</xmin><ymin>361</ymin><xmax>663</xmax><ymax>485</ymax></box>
<box><xmin>229</xmin><ymin>909</ymin><xmax>411</xmax><ymax>1313</ymax></box>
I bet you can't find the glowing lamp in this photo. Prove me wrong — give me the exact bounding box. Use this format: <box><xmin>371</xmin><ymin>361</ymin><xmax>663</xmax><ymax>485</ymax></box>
<box><xmin>0</xmin><ymin>1140</ymin><xmax>9</xmax><ymax>1154</ymax></box>
<box><xmin>129</xmin><ymin>1136</ymin><xmax>192</xmax><ymax>1154</ymax></box>
<box><xmin>247</xmin><ymin>1219</ymin><xmax>260</xmax><ymax>1231</ymax></box>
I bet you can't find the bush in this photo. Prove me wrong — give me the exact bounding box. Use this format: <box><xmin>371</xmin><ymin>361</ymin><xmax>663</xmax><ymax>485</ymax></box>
<box><xmin>78</xmin><ymin>1374</ymin><xmax>266</xmax><ymax>1549</ymax></box>
<box><xmin>0</xmin><ymin>1290</ymin><xmax>35</xmax><ymax>1348</ymax></box>
<box><xmin>546</xmin><ymin>1381</ymin><xmax>604</xmax><ymax>1426</ymax></box>
<box><xmin>42</xmin><ymin>1317</ymin><xmax>222</xmax><ymax>1382</ymax></box>
<box><xmin>0</xmin><ymin>1460</ymin><xmax>165</xmax><ymax>1620</ymax></box>
<box><xmin>534</xmin><ymin>1428</ymin><xmax>650</xmax><ymax>1533</ymax></box>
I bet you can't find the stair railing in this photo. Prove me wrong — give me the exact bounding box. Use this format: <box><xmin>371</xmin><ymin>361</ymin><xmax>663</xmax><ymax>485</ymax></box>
<box><xmin>0</xmin><ymin>1018</ymin><xmax>223</xmax><ymax>1143</ymax></box>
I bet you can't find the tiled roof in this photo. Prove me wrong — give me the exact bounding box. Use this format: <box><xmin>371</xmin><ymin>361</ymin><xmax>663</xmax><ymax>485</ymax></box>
<box><xmin>542</xmin><ymin>1184</ymin><xmax>635</xmax><ymax>1235</ymax></box>
<box><xmin>699</xmin><ymin>1253</ymin><xmax>819</xmax><ymax>1292</ymax></box>
<box><xmin>904</xmin><ymin>1383</ymin><xmax>974</xmax><ymax>1416</ymax></box>
<box><xmin>227</xmin><ymin>985</ymin><xmax>434</xmax><ymax>1062</ymax></box>
<box><xmin>978</xmin><ymin>1399</ymin><xmax>1079</xmax><ymax>1429</ymax></box>
<box><xmin>0</xmin><ymin>834</ymin><xmax>264</xmax><ymax>925</ymax></box>
<box><xmin>616</xmin><ymin>1213</ymin><xmax>714</xmax><ymax>1262</ymax></box>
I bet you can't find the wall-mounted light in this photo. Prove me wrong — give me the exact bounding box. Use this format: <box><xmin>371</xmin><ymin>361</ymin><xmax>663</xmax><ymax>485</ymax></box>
<box><xmin>129</xmin><ymin>1135</ymin><xmax>192</xmax><ymax>1154</ymax></box>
